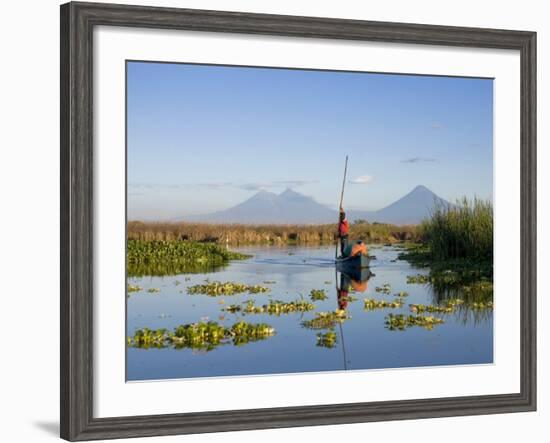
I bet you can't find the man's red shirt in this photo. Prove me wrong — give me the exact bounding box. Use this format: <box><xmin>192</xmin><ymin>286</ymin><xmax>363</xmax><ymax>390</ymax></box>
<box><xmin>338</xmin><ymin>219</ymin><xmax>349</xmax><ymax>236</ymax></box>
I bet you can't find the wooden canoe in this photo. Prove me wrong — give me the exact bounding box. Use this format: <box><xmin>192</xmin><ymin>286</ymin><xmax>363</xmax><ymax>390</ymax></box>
<box><xmin>335</xmin><ymin>253</ymin><xmax>371</xmax><ymax>272</ymax></box>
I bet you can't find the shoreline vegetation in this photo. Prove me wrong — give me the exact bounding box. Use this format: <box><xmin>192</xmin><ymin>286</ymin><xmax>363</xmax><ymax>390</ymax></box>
<box><xmin>398</xmin><ymin>198</ymin><xmax>493</xmax><ymax>300</ymax></box>
<box><xmin>127</xmin><ymin>220</ymin><xmax>420</xmax><ymax>246</ymax></box>
<box><xmin>127</xmin><ymin>239</ymin><xmax>250</xmax><ymax>276</ymax></box>
<box><xmin>127</xmin><ymin>198</ymin><xmax>493</xmax><ymax>342</ymax></box>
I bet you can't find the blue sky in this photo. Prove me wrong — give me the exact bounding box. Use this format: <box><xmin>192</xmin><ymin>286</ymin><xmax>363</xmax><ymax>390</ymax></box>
<box><xmin>127</xmin><ymin>61</ymin><xmax>493</xmax><ymax>221</ymax></box>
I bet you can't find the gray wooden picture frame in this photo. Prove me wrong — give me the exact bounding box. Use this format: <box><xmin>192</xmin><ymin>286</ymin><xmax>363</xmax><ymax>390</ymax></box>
<box><xmin>60</xmin><ymin>1</ymin><xmax>537</xmax><ymax>441</ymax></box>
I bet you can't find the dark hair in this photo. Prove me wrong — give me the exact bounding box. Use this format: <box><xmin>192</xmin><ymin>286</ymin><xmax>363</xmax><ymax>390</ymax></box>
<box><xmin>339</xmin><ymin>211</ymin><xmax>346</xmax><ymax>221</ymax></box>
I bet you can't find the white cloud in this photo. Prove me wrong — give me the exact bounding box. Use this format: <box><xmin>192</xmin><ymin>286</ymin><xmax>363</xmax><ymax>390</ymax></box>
<box><xmin>349</xmin><ymin>175</ymin><xmax>374</xmax><ymax>184</ymax></box>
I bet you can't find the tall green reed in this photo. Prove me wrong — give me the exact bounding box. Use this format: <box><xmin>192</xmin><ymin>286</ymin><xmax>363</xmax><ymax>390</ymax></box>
<box><xmin>420</xmin><ymin>197</ymin><xmax>493</xmax><ymax>262</ymax></box>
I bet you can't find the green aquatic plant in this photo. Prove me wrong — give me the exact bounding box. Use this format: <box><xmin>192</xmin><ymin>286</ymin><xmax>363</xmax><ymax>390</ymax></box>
<box><xmin>364</xmin><ymin>298</ymin><xmax>403</xmax><ymax>311</ymax></box>
<box><xmin>316</xmin><ymin>331</ymin><xmax>337</xmax><ymax>348</ymax></box>
<box><xmin>309</xmin><ymin>289</ymin><xmax>328</xmax><ymax>301</ymax></box>
<box><xmin>187</xmin><ymin>281</ymin><xmax>270</xmax><ymax>296</ymax></box>
<box><xmin>446</xmin><ymin>298</ymin><xmax>466</xmax><ymax>307</ymax></box>
<box><xmin>375</xmin><ymin>283</ymin><xmax>392</xmax><ymax>294</ymax></box>
<box><xmin>409</xmin><ymin>298</ymin><xmax>493</xmax><ymax>314</ymax></box>
<box><xmin>385</xmin><ymin>313</ymin><xmax>445</xmax><ymax>331</ymax></box>
<box><xmin>171</xmin><ymin>321</ymin><xmax>226</xmax><ymax>349</ymax></box>
<box><xmin>339</xmin><ymin>294</ymin><xmax>358</xmax><ymax>303</ymax></box>
<box><xmin>395</xmin><ymin>291</ymin><xmax>409</xmax><ymax>298</ymax></box>
<box><xmin>420</xmin><ymin>197</ymin><xmax>493</xmax><ymax>262</ymax></box>
<box><xmin>128</xmin><ymin>320</ymin><xmax>275</xmax><ymax>350</ymax></box>
<box><xmin>301</xmin><ymin>309</ymin><xmax>349</xmax><ymax>330</ymax></box>
<box><xmin>469</xmin><ymin>301</ymin><xmax>494</xmax><ymax>310</ymax></box>
<box><xmin>131</xmin><ymin>327</ymin><xmax>169</xmax><ymax>348</ymax></box>
<box><xmin>127</xmin><ymin>239</ymin><xmax>250</xmax><ymax>276</ymax></box>
<box><xmin>224</xmin><ymin>299</ymin><xmax>315</xmax><ymax>315</ymax></box>
<box><xmin>401</xmin><ymin>246</ymin><xmax>494</xmax><ymax>305</ymax></box>
<box><xmin>225</xmin><ymin>304</ymin><xmax>243</xmax><ymax>313</ymax></box>
<box><xmin>462</xmin><ymin>281</ymin><xmax>493</xmax><ymax>298</ymax></box>
<box><xmin>229</xmin><ymin>321</ymin><xmax>275</xmax><ymax>345</ymax></box>
<box><xmin>409</xmin><ymin>303</ymin><xmax>454</xmax><ymax>314</ymax></box>
<box><xmin>147</xmin><ymin>288</ymin><xmax>161</xmax><ymax>294</ymax></box>
<box><xmin>127</xmin><ymin>284</ymin><xmax>142</xmax><ymax>293</ymax></box>
<box><xmin>406</xmin><ymin>274</ymin><xmax>430</xmax><ymax>284</ymax></box>
<box><xmin>264</xmin><ymin>300</ymin><xmax>315</xmax><ymax>315</ymax></box>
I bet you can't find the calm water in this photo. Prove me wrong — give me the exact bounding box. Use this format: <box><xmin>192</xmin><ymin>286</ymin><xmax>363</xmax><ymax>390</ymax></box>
<box><xmin>127</xmin><ymin>245</ymin><xmax>493</xmax><ymax>381</ymax></box>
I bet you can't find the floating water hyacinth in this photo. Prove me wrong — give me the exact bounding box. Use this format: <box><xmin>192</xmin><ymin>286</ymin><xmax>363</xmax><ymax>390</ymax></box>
<box><xmin>224</xmin><ymin>304</ymin><xmax>244</xmax><ymax>313</ymax></box>
<box><xmin>409</xmin><ymin>298</ymin><xmax>492</xmax><ymax>314</ymax></box>
<box><xmin>364</xmin><ymin>298</ymin><xmax>403</xmax><ymax>311</ymax></box>
<box><xmin>339</xmin><ymin>294</ymin><xmax>358</xmax><ymax>303</ymax></box>
<box><xmin>409</xmin><ymin>303</ymin><xmax>454</xmax><ymax>314</ymax></box>
<box><xmin>129</xmin><ymin>320</ymin><xmax>275</xmax><ymax>350</ymax></box>
<box><xmin>385</xmin><ymin>313</ymin><xmax>444</xmax><ymax>331</ymax></box>
<box><xmin>225</xmin><ymin>299</ymin><xmax>315</xmax><ymax>315</ymax></box>
<box><xmin>147</xmin><ymin>288</ymin><xmax>161</xmax><ymax>294</ymax></box>
<box><xmin>187</xmin><ymin>281</ymin><xmax>270</xmax><ymax>296</ymax></box>
<box><xmin>309</xmin><ymin>289</ymin><xmax>328</xmax><ymax>301</ymax></box>
<box><xmin>375</xmin><ymin>283</ymin><xmax>392</xmax><ymax>294</ymax></box>
<box><xmin>446</xmin><ymin>298</ymin><xmax>466</xmax><ymax>307</ymax></box>
<box><xmin>127</xmin><ymin>284</ymin><xmax>142</xmax><ymax>293</ymax></box>
<box><xmin>395</xmin><ymin>291</ymin><xmax>409</xmax><ymax>298</ymax></box>
<box><xmin>462</xmin><ymin>281</ymin><xmax>494</xmax><ymax>297</ymax></box>
<box><xmin>406</xmin><ymin>274</ymin><xmax>430</xmax><ymax>284</ymax></box>
<box><xmin>230</xmin><ymin>321</ymin><xmax>276</xmax><ymax>346</ymax></box>
<box><xmin>316</xmin><ymin>331</ymin><xmax>337</xmax><ymax>348</ymax></box>
<box><xmin>469</xmin><ymin>301</ymin><xmax>494</xmax><ymax>309</ymax></box>
<box><xmin>301</xmin><ymin>309</ymin><xmax>349</xmax><ymax>330</ymax></box>
<box><xmin>129</xmin><ymin>327</ymin><xmax>168</xmax><ymax>348</ymax></box>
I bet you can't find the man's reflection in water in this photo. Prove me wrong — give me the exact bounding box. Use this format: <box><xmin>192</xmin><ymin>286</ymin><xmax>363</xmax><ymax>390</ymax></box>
<box><xmin>337</xmin><ymin>269</ymin><xmax>372</xmax><ymax>310</ymax></box>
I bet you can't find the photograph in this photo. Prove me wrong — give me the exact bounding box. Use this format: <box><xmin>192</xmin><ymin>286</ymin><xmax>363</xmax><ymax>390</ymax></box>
<box><xmin>125</xmin><ymin>61</ymin><xmax>494</xmax><ymax>381</ymax></box>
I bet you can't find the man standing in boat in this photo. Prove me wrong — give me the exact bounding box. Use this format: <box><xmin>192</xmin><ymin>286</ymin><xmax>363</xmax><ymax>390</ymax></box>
<box><xmin>338</xmin><ymin>207</ymin><xmax>350</xmax><ymax>256</ymax></box>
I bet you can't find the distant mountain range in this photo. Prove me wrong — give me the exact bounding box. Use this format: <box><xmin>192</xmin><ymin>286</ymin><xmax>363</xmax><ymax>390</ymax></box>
<box><xmin>350</xmin><ymin>185</ymin><xmax>451</xmax><ymax>225</ymax></box>
<box><xmin>185</xmin><ymin>188</ymin><xmax>336</xmax><ymax>224</ymax></box>
<box><xmin>181</xmin><ymin>185</ymin><xmax>450</xmax><ymax>226</ymax></box>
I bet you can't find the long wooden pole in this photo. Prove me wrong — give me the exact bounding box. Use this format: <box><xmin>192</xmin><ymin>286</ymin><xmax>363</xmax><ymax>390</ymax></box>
<box><xmin>335</xmin><ymin>155</ymin><xmax>349</xmax><ymax>259</ymax></box>
<box><xmin>334</xmin><ymin>268</ymin><xmax>348</xmax><ymax>370</ymax></box>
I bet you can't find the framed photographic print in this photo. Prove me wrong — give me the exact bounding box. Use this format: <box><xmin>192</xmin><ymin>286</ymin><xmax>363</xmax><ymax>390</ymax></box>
<box><xmin>60</xmin><ymin>1</ymin><xmax>536</xmax><ymax>441</ymax></box>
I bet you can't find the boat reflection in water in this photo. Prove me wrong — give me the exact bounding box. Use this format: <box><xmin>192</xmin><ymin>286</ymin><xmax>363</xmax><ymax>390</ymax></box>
<box><xmin>337</xmin><ymin>268</ymin><xmax>373</xmax><ymax>310</ymax></box>
<box><xmin>334</xmin><ymin>268</ymin><xmax>373</xmax><ymax>370</ymax></box>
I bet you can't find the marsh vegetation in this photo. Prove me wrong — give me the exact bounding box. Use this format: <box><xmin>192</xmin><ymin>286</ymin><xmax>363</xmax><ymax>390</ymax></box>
<box><xmin>127</xmin><ymin>220</ymin><xmax>420</xmax><ymax>246</ymax></box>
<box><xmin>127</xmin><ymin>199</ymin><xmax>494</xmax><ymax>379</ymax></box>
<box><xmin>127</xmin><ymin>239</ymin><xmax>250</xmax><ymax>276</ymax></box>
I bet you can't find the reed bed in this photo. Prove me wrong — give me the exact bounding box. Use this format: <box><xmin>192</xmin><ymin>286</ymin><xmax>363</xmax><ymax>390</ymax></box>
<box><xmin>127</xmin><ymin>220</ymin><xmax>419</xmax><ymax>246</ymax></box>
<box><xmin>420</xmin><ymin>197</ymin><xmax>493</xmax><ymax>261</ymax></box>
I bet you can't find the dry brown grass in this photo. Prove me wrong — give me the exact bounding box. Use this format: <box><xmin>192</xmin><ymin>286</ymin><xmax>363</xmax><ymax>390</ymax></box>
<box><xmin>127</xmin><ymin>221</ymin><xmax>419</xmax><ymax>245</ymax></box>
